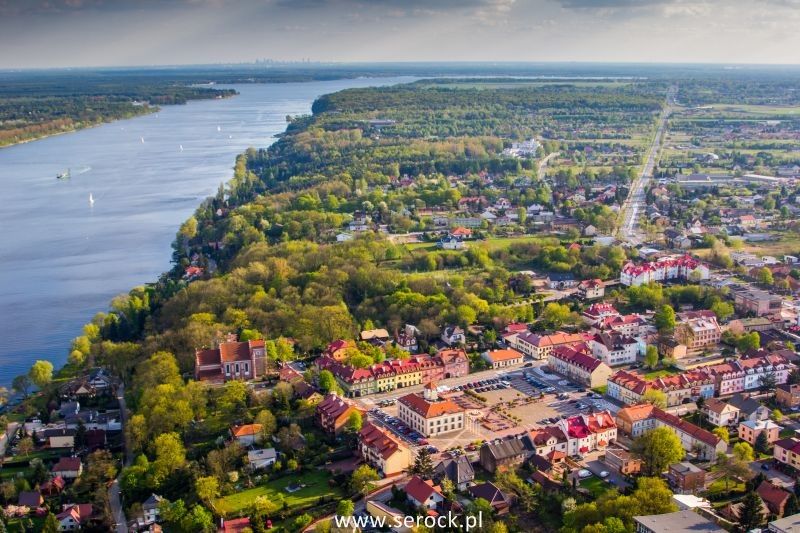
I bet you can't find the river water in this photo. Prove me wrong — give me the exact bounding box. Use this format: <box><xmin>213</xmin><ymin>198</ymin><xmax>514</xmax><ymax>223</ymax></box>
<box><xmin>0</xmin><ymin>77</ymin><xmax>414</xmax><ymax>387</ymax></box>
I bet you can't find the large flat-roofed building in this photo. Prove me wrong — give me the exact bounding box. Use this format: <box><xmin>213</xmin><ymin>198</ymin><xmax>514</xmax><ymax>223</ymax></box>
<box><xmin>733</xmin><ymin>287</ymin><xmax>783</xmax><ymax>317</ymax></box>
<box><xmin>634</xmin><ymin>511</ymin><xmax>725</xmax><ymax>533</ymax></box>
<box><xmin>397</xmin><ymin>383</ymin><xmax>465</xmax><ymax>437</ymax></box>
<box><xmin>769</xmin><ymin>513</ymin><xmax>800</xmax><ymax>533</ymax></box>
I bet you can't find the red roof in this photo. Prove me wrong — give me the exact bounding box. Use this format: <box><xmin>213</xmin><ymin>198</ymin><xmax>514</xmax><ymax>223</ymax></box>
<box><xmin>231</xmin><ymin>424</ymin><xmax>262</xmax><ymax>438</ymax></box>
<box><xmin>484</xmin><ymin>349</ymin><xmax>523</xmax><ymax>363</ymax></box>
<box><xmin>223</xmin><ymin>517</ymin><xmax>252</xmax><ymax>533</ymax></box>
<box><xmin>52</xmin><ymin>457</ymin><xmax>82</xmax><ymax>472</ymax></box>
<box><xmin>550</xmin><ymin>345</ymin><xmax>606</xmax><ymax>372</ymax></box>
<box><xmin>360</xmin><ymin>422</ymin><xmax>405</xmax><ymax>459</ymax></box>
<box><xmin>405</xmin><ymin>476</ymin><xmax>442</xmax><ymax>504</ymax></box>
<box><xmin>398</xmin><ymin>393</ymin><xmax>463</xmax><ymax>419</ymax></box>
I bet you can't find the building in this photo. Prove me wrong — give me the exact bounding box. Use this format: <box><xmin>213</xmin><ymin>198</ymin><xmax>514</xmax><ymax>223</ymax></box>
<box><xmin>194</xmin><ymin>335</ymin><xmax>267</xmax><ymax>383</ymax></box>
<box><xmin>733</xmin><ymin>287</ymin><xmax>783</xmax><ymax>317</ymax></box>
<box><xmin>728</xmin><ymin>393</ymin><xmax>771</xmax><ymax>422</ymax></box>
<box><xmin>42</xmin><ymin>428</ymin><xmax>76</xmax><ymax>449</ymax></box>
<box><xmin>597</xmin><ymin>314</ymin><xmax>649</xmax><ymax>338</ymax></box>
<box><xmin>769</xmin><ymin>512</ymin><xmax>800</xmax><ymax>533</ymax></box>
<box><xmin>482</xmin><ymin>348</ymin><xmax>524</xmax><ymax>369</ymax></box>
<box><xmin>633</xmin><ymin>511</ymin><xmax>725</xmax><ymax>533</ymax></box>
<box><xmin>437</xmin><ymin>349</ymin><xmax>470</xmax><ymax>379</ymax></box>
<box><xmin>616</xmin><ymin>404</ymin><xmax>726</xmax><ymax>460</ymax></box>
<box><xmin>776</xmin><ymin>383</ymin><xmax>800</xmax><ymax>408</ymax></box>
<box><xmin>556</xmin><ymin>411</ymin><xmax>617</xmax><ymax>456</ymax></box>
<box><xmin>658</xmin><ymin>337</ymin><xmax>688</xmax><ymax>360</ymax></box>
<box><xmin>583</xmin><ymin>302</ymin><xmax>620</xmax><ymax>325</ymax></box>
<box><xmin>702</xmin><ymin>398</ymin><xmax>740</xmax><ymax>427</ymax></box>
<box><xmin>480</xmin><ymin>436</ymin><xmax>527</xmax><ymax>474</ymax></box>
<box><xmin>620</xmin><ymin>255</ymin><xmax>709</xmax><ymax>287</ymax></box>
<box><xmin>577</xmin><ymin>279</ymin><xmax>605</xmax><ymax>300</ymax></box>
<box><xmin>18</xmin><ymin>490</ymin><xmax>43</xmax><ymax>508</ymax></box>
<box><xmin>758</xmin><ymin>480</ymin><xmax>792</xmax><ymax>518</ymax></box>
<box><xmin>468</xmin><ymin>482</ymin><xmax>512</xmax><ymax>514</ymax></box>
<box><xmin>547</xmin><ymin>345</ymin><xmax>613</xmax><ymax>388</ymax></box>
<box><xmin>246</xmin><ymin>449</ymin><xmax>277</xmax><ymax>472</ymax></box>
<box><xmin>774</xmin><ymin>437</ymin><xmax>800</xmax><ymax>469</ymax></box>
<box><xmin>230</xmin><ymin>424</ymin><xmax>262</xmax><ymax>446</ymax></box>
<box><xmin>590</xmin><ymin>331</ymin><xmax>639</xmax><ymax>366</ymax></box>
<box><xmin>397</xmin><ymin>383</ymin><xmax>465</xmax><ymax>438</ymax></box>
<box><xmin>739</xmin><ymin>419</ymin><xmax>782</xmax><ymax>446</ymax></box>
<box><xmin>547</xmin><ymin>272</ymin><xmax>578</xmax><ymax>289</ymax></box>
<box><xmin>51</xmin><ymin>457</ymin><xmax>83</xmax><ymax>480</ymax></box>
<box><xmin>523</xmin><ymin>427</ymin><xmax>569</xmax><ymax>460</ymax></box>
<box><xmin>510</xmin><ymin>331</ymin><xmax>585</xmax><ymax>360</ymax></box>
<box><xmin>56</xmin><ymin>504</ymin><xmax>93</xmax><ymax>531</ymax></box>
<box><xmin>668</xmin><ymin>462</ymin><xmax>706</xmax><ymax>493</ymax></box>
<box><xmin>323</xmin><ymin>339</ymin><xmax>355</xmax><ymax>361</ymax></box>
<box><xmin>404</xmin><ymin>476</ymin><xmax>445</xmax><ymax>510</ymax></box>
<box><xmin>674</xmin><ymin>311</ymin><xmax>722</xmax><ymax>356</ymax></box>
<box><xmin>607</xmin><ymin>370</ymin><xmax>650</xmax><ymax>405</ymax></box>
<box><xmin>649</xmin><ymin>370</ymin><xmax>715</xmax><ymax>407</ymax></box>
<box><xmin>604</xmin><ymin>448</ymin><xmax>642</xmax><ymax>475</ymax></box>
<box><xmin>434</xmin><ymin>455</ymin><xmax>475</xmax><ymax>491</ymax></box>
<box><xmin>441</xmin><ymin>326</ymin><xmax>466</xmax><ymax>346</ymax></box>
<box><xmin>141</xmin><ymin>494</ymin><xmax>164</xmax><ymax>526</ymax></box>
<box><xmin>316</xmin><ymin>393</ymin><xmax>362</xmax><ymax>435</ymax></box>
<box><xmin>359</xmin><ymin>422</ymin><xmax>413</xmax><ymax>477</ymax></box>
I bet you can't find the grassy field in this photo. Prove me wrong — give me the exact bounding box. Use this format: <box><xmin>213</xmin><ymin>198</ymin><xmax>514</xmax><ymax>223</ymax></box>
<box><xmin>580</xmin><ymin>476</ymin><xmax>611</xmax><ymax>498</ymax></box>
<box><xmin>215</xmin><ymin>469</ymin><xmax>342</xmax><ymax>517</ymax></box>
<box><xmin>642</xmin><ymin>367</ymin><xmax>681</xmax><ymax>380</ymax></box>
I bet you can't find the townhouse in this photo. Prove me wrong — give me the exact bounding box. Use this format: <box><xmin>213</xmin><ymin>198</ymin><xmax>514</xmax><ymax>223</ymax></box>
<box><xmin>523</xmin><ymin>426</ymin><xmax>569</xmax><ymax>461</ymax></box>
<box><xmin>704</xmin><ymin>354</ymin><xmax>793</xmax><ymax>396</ymax></box>
<box><xmin>547</xmin><ymin>345</ymin><xmax>613</xmax><ymax>388</ymax></box>
<box><xmin>620</xmin><ymin>255</ymin><xmax>710</xmax><ymax>287</ymax></box>
<box><xmin>316</xmin><ymin>392</ymin><xmax>362</xmax><ymax>435</ymax></box>
<box><xmin>358</xmin><ymin>421</ymin><xmax>413</xmax><ymax>477</ymax></box>
<box><xmin>607</xmin><ymin>370</ymin><xmax>650</xmax><ymax>405</ymax></box>
<box><xmin>509</xmin><ymin>331</ymin><xmax>586</xmax><ymax>360</ymax></box>
<box><xmin>556</xmin><ymin>411</ymin><xmax>617</xmax><ymax>456</ymax></box>
<box><xmin>590</xmin><ymin>331</ymin><xmax>639</xmax><ymax>366</ymax></box>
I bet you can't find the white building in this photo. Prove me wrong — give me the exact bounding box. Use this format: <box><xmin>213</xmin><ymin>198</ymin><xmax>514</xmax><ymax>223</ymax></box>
<box><xmin>397</xmin><ymin>383</ymin><xmax>465</xmax><ymax>438</ymax></box>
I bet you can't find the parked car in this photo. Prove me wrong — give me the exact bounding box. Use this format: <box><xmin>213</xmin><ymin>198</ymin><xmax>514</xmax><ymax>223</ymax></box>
<box><xmin>599</xmin><ymin>471</ymin><xmax>609</xmax><ymax>478</ymax></box>
<box><xmin>578</xmin><ymin>469</ymin><xmax>592</xmax><ymax>479</ymax></box>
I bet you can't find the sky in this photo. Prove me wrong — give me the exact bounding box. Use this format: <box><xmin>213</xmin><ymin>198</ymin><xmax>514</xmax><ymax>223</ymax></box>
<box><xmin>1</xmin><ymin>0</ymin><xmax>799</xmax><ymax>68</ymax></box>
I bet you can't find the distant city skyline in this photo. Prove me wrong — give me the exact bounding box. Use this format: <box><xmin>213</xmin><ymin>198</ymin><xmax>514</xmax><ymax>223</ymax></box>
<box><xmin>1</xmin><ymin>0</ymin><xmax>800</xmax><ymax>68</ymax></box>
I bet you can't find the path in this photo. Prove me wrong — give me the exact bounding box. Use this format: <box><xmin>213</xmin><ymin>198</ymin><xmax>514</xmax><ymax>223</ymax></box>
<box><xmin>537</xmin><ymin>150</ymin><xmax>559</xmax><ymax>178</ymax></box>
<box><xmin>617</xmin><ymin>86</ymin><xmax>676</xmax><ymax>244</ymax></box>
<box><xmin>108</xmin><ymin>383</ymin><xmax>128</xmax><ymax>533</ymax></box>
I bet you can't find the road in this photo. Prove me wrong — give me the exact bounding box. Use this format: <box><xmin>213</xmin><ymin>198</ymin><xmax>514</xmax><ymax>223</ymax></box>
<box><xmin>617</xmin><ymin>86</ymin><xmax>676</xmax><ymax>245</ymax></box>
<box><xmin>109</xmin><ymin>383</ymin><xmax>128</xmax><ymax>533</ymax></box>
<box><xmin>537</xmin><ymin>151</ymin><xmax>559</xmax><ymax>177</ymax></box>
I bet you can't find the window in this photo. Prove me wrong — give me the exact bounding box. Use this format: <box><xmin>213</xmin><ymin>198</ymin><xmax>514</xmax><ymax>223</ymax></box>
<box><xmin>235</xmin><ymin>363</ymin><xmax>240</xmax><ymax>374</ymax></box>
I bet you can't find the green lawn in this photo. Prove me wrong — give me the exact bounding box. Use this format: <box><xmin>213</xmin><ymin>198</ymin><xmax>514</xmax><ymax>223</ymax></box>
<box><xmin>580</xmin><ymin>476</ymin><xmax>611</xmax><ymax>498</ymax></box>
<box><xmin>0</xmin><ymin>465</ymin><xmax>29</xmax><ymax>480</ymax></box>
<box><xmin>707</xmin><ymin>478</ymin><xmax>745</xmax><ymax>498</ymax></box>
<box><xmin>3</xmin><ymin>449</ymin><xmax>67</xmax><ymax>466</ymax></box>
<box><xmin>215</xmin><ymin>469</ymin><xmax>342</xmax><ymax>517</ymax></box>
<box><xmin>642</xmin><ymin>367</ymin><xmax>680</xmax><ymax>380</ymax></box>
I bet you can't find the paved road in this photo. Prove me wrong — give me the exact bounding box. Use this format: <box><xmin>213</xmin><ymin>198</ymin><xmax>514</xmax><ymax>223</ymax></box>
<box><xmin>618</xmin><ymin>86</ymin><xmax>676</xmax><ymax>244</ymax></box>
<box><xmin>109</xmin><ymin>383</ymin><xmax>128</xmax><ymax>533</ymax></box>
<box><xmin>538</xmin><ymin>151</ymin><xmax>559</xmax><ymax>178</ymax></box>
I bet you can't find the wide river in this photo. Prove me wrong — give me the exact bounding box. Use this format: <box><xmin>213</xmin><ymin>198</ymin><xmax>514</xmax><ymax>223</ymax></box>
<box><xmin>0</xmin><ymin>77</ymin><xmax>414</xmax><ymax>387</ymax></box>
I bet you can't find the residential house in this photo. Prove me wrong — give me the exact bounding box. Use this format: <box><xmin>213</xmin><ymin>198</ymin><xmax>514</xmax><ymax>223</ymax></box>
<box><xmin>434</xmin><ymin>455</ymin><xmax>475</xmax><ymax>491</ymax></box>
<box><xmin>556</xmin><ymin>411</ymin><xmax>617</xmax><ymax>456</ymax></box>
<box><xmin>397</xmin><ymin>383</ymin><xmax>465</xmax><ymax>437</ymax></box>
<box><xmin>404</xmin><ymin>476</ymin><xmax>445</xmax><ymax>510</ymax></box>
<box><xmin>728</xmin><ymin>393</ymin><xmax>771</xmax><ymax>421</ymax></box>
<box><xmin>51</xmin><ymin>457</ymin><xmax>83</xmax><ymax>480</ymax></box>
<box><xmin>702</xmin><ymin>398</ymin><xmax>740</xmax><ymax>427</ymax></box>
<box><xmin>583</xmin><ymin>303</ymin><xmax>620</xmax><ymax>325</ymax></box>
<box><xmin>658</xmin><ymin>337</ymin><xmax>688</xmax><ymax>360</ymax></box>
<box><xmin>590</xmin><ymin>331</ymin><xmax>639</xmax><ymax>366</ymax></box>
<box><xmin>437</xmin><ymin>349</ymin><xmax>470</xmax><ymax>379</ymax></box>
<box><xmin>358</xmin><ymin>422</ymin><xmax>413</xmax><ymax>477</ymax></box>
<box><xmin>194</xmin><ymin>335</ymin><xmax>267</xmax><ymax>383</ymax></box>
<box><xmin>247</xmin><ymin>448</ymin><xmax>278</xmax><ymax>471</ymax></box>
<box><xmin>510</xmin><ymin>331</ymin><xmax>585</xmax><ymax>360</ymax></box>
<box><xmin>650</xmin><ymin>370</ymin><xmax>715</xmax><ymax>407</ymax></box>
<box><xmin>18</xmin><ymin>491</ymin><xmax>43</xmax><ymax>508</ymax></box>
<box><xmin>480</xmin><ymin>436</ymin><xmax>527</xmax><ymax>474</ymax></box>
<box><xmin>441</xmin><ymin>326</ymin><xmax>466</xmax><ymax>346</ymax></box>
<box><xmin>776</xmin><ymin>383</ymin><xmax>800</xmax><ymax>408</ymax></box>
<box><xmin>230</xmin><ymin>424</ymin><xmax>262</xmax><ymax>446</ymax></box>
<box><xmin>547</xmin><ymin>345</ymin><xmax>613</xmax><ymax>388</ymax></box>
<box><xmin>770</xmin><ymin>513</ymin><xmax>800</xmax><ymax>533</ymax></box>
<box><xmin>141</xmin><ymin>494</ymin><xmax>164</xmax><ymax>526</ymax></box>
<box><xmin>597</xmin><ymin>314</ymin><xmax>649</xmax><ymax>338</ymax></box>
<box><xmin>42</xmin><ymin>428</ymin><xmax>75</xmax><ymax>449</ymax></box>
<box><xmin>523</xmin><ymin>427</ymin><xmax>569</xmax><ymax>461</ymax></box>
<box><xmin>56</xmin><ymin>504</ymin><xmax>93</xmax><ymax>531</ymax></box>
<box><xmin>468</xmin><ymin>483</ymin><xmax>512</xmax><ymax>514</ymax></box>
<box><xmin>668</xmin><ymin>462</ymin><xmax>706</xmax><ymax>493</ymax></box>
<box><xmin>604</xmin><ymin>448</ymin><xmax>642</xmax><ymax>476</ymax></box>
<box><xmin>395</xmin><ymin>324</ymin><xmax>420</xmax><ymax>353</ymax></box>
<box><xmin>323</xmin><ymin>339</ymin><xmax>355</xmax><ymax>361</ymax></box>
<box><xmin>438</xmin><ymin>236</ymin><xmax>465</xmax><ymax>250</ymax></box>
<box><xmin>774</xmin><ymin>437</ymin><xmax>800</xmax><ymax>469</ymax></box>
<box><xmin>607</xmin><ymin>370</ymin><xmax>650</xmax><ymax>406</ymax></box>
<box><xmin>758</xmin><ymin>480</ymin><xmax>792</xmax><ymax>518</ymax></box>
<box><xmin>739</xmin><ymin>419</ymin><xmax>782</xmax><ymax>446</ymax></box>
<box><xmin>316</xmin><ymin>392</ymin><xmax>361</xmax><ymax>435</ymax></box>
<box><xmin>620</xmin><ymin>255</ymin><xmax>709</xmax><ymax>287</ymax></box>
<box><xmin>547</xmin><ymin>273</ymin><xmax>578</xmax><ymax>289</ymax></box>
<box><xmin>577</xmin><ymin>279</ymin><xmax>605</xmax><ymax>300</ymax></box>
<box><xmin>482</xmin><ymin>348</ymin><xmax>524</xmax><ymax>369</ymax></box>
<box><xmin>360</xmin><ymin>328</ymin><xmax>391</xmax><ymax>345</ymax></box>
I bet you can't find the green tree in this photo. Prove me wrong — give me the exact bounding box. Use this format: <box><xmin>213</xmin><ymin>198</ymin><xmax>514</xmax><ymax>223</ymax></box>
<box><xmin>41</xmin><ymin>513</ymin><xmax>59</xmax><ymax>533</ymax></box>
<box><xmin>17</xmin><ymin>437</ymin><xmax>33</xmax><ymax>456</ymax></box>
<box><xmin>346</xmin><ymin>410</ymin><xmax>363</xmax><ymax>433</ymax></box>
<box><xmin>713</xmin><ymin>427</ymin><xmax>730</xmax><ymax>444</ymax></box>
<box><xmin>218</xmin><ymin>380</ymin><xmax>248</xmax><ymax>416</ymax></box>
<box><xmin>540</xmin><ymin>302</ymin><xmax>573</xmax><ymax>328</ymax></box>
<box><xmin>757</xmin><ymin>267</ymin><xmax>774</xmax><ymax>286</ymax></box>
<box><xmin>28</xmin><ymin>360</ymin><xmax>54</xmax><ymax>389</ymax></box>
<box><xmin>254</xmin><ymin>410</ymin><xmax>277</xmax><ymax>443</ymax></box>
<box><xmin>632</xmin><ymin>427</ymin><xmax>685</xmax><ymax>475</ymax></box>
<box><xmin>715</xmin><ymin>452</ymin><xmax>752</xmax><ymax>493</ymax></box>
<box><xmin>736</xmin><ymin>332</ymin><xmax>760</xmax><ymax>353</ymax></box>
<box><xmin>195</xmin><ymin>476</ymin><xmax>219</xmax><ymax>508</ymax></box>
<box><xmin>642</xmin><ymin>389</ymin><xmax>667</xmax><ymax>409</ymax></box>
<box><xmin>152</xmin><ymin>433</ymin><xmax>186</xmax><ymax>486</ymax></box>
<box><xmin>644</xmin><ymin>345</ymin><xmax>659</xmax><ymax>369</ymax></box>
<box><xmin>407</xmin><ymin>447</ymin><xmax>435</xmax><ymax>479</ymax></box>
<box><xmin>318</xmin><ymin>370</ymin><xmax>338</xmax><ymax>394</ymax></box>
<box><xmin>336</xmin><ymin>499</ymin><xmax>354</xmax><ymax>517</ymax></box>
<box><xmin>737</xmin><ymin>490</ymin><xmax>765</xmax><ymax>532</ymax></box>
<box><xmin>710</xmin><ymin>301</ymin><xmax>734</xmax><ymax>321</ymax></box>
<box><xmin>11</xmin><ymin>375</ymin><xmax>30</xmax><ymax>399</ymax></box>
<box><xmin>755</xmin><ymin>431</ymin><xmax>770</xmax><ymax>455</ymax></box>
<box><xmin>654</xmin><ymin>305</ymin><xmax>676</xmax><ymax>333</ymax></box>
<box><xmin>350</xmin><ymin>465</ymin><xmax>380</xmax><ymax>497</ymax></box>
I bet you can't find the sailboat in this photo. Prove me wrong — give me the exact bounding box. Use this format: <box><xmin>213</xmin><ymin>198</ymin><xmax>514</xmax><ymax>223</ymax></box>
<box><xmin>217</xmin><ymin>125</ymin><xmax>221</xmax><ymax>132</ymax></box>
<box><xmin>179</xmin><ymin>144</ymin><xmax>184</xmax><ymax>152</ymax></box>
<box><xmin>56</xmin><ymin>168</ymin><xmax>71</xmax><ymax>180</ymax></box>
<box><xmin>141</xmin><ymin>137</ymin><xmax>145</xmax><ymax>144</ymax></box>
<box><xmin>89</xmin><ymin>193</ymin><xmax>95</xmax><ymax>206</ymax></box>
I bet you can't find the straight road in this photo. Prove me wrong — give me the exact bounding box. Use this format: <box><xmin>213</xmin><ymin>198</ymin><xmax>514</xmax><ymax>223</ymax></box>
<box><xmin>618</xmin><ymin>86</ymin><xmax>676</xmax><ymax>244</ymax></box>
<box><xmin>109</xmin><ymin>383</ymin><xmax>128</xmax><ymax>533</ymax></box>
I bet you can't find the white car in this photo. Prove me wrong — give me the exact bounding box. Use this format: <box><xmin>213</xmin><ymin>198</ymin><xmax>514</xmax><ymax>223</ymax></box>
<box><xmin>578</xmin><ymin>469</ymin><xmax>592</xmax><ymax>479</ymax></box>
<box><xmin>599</xmin><ymin>471</ymin><xmax>610</xmax><ymax>479</ymax></box>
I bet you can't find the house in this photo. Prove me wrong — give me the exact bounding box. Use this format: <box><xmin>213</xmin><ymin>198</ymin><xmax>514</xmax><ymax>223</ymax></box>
<box><xmin>141</xmin><ymin>494</ymin><xmax>164</xmax><ymax>525</ymax></box>
<box><xmin>366</xmin><ymin>501</ymin><xmax>410</xmax><ymax>533</ymax></box>
<box><xmin>482</xmin><ymin>348</ymin><xmax>524</xmax><ymax>369</ymax></box>
<box><xmin>360</xmin><ymin>328</ymin><xmax>391</xmax><ymax>345</ymax></box>
<box><xmin>607</xmin><ymin>370</ymin><xmax>650</xmax><ymax>405</ymax></box>
<box><xmin>547</xmin><ymin>272</ymin><xmax>577</xmax><ymax>290</ymax></box>
<box><xmin>437</xmin><ymin>349</ymin><xmax>470</xmax><ymax>379</ymax></box>
<box><xmin>17</xmin><ymin>491</ymin><xmax>43</xmax><ymax>508</ymax></box>
<box><xmin>41</xmin><ymin>476</ymin><xmax>65</xmax><ymax>496</ymax></box>
<box><xmin>56</xmin><ymin>504</ymin><xmax>93</xmax><ymax>531</ymax></box>
<box><xmin>758</xmin><ymin>480</ymin><xmax>792</xmax><ymax>518</ymax></box>
<box><xmin>194</xmin><ymin>335</ymin><xmax>267</xmax><ymax>383</ymax></box>
<box><xmin>649</xmin><ymin>370</ymin><xmax>715</xmax><ymax>407</ymax></box>
<box><xmin>468</xmin><ymin>482</ymin><xmax>512</xmax><ymax>514</ymax></box>
<box><xmin>620</xmin><ymin>255</ymin><xmax>709</xmax><ymax>287</ymax></box>
<box><xmin>59</xmin><ymin>401</ymin><xmax>80</xmax><ymax>418</ymax></box>
<box><xmin>247</xmin><ymin>448</ymin><xmax>278</xmax><ymax>471</ymax></box>
<box><xmin>589</xmin><ymin>331</ymin><xmax>639</xmax><ymax>366</ymax></box>
<box><xmin>728</xmin><ymin>394</ymin><xmax>770</xmax><ymax>422</ymax></box>
<box><xmin>616</xmin><ymin>404</ymin><xmax>726</xmax><ymax>460</ymax></box>
<box><xmin>604</xmin><ymin>447</ymin><xmax>642</xmax><ymax>475</ymax></box>
<box><xmin>776</xmin><ymin>383</ymin><xmax>800</xmax><ymax>408</ymax></box>
<box><xmin>658</xmin><ymin>337</ymin><xmax>688</xmax><ymax>361</ymax></box>
<box><xmin>523</xmin><ymin>427</ymin><xmax>569</xmax><ymax>460</ymax></box>
<box><xmin>230</xmin><ymin>424</ymin><xmax>262</xmax><ymax>446</ymax></box>
<box><xmin>43</xmin><ymin>428</ymin><xmax>76</xmax><ymax>449</ymax></box>
<box><xmin>577</xmin><ymin>279</ymin><xmax>604</xmax><ymax>300</ymax></box>
<box><xmin>450</xmin><ymin>226</ymin><xmax>472</xmax><ymax>239</ymax></box>
<box><xmin>702</xmin><ymin>398</ymin><xmax>740</xmax><ymax>427</ymax></box>
<box><xmin>51</xmin><ymin>457</ymin><xmax>83</xmax><ymax>480</ymax></box>
<box><xmin>316</xmin><ymin>393</ymin><xmax>361</xmax><ymax>435</ymax></box>
<box><xmin>556</xmin><ymin>411</ymin><xmax>617</xmax><ymax>456</ymax></box>
<box><xmin>774</xmin><ymin>437</ymin><xmax>800</xmax><ymax>469</ymax></box>
<box><xmin>480</xmin><ymin>436</ymin><xmax>527</xmax><ymax>474</ymax></box>
<box><xmin>404</xmin><ymin>476</ymin><xmax>445</xmax><ymax>510</ymax></box>
<box><xmin>674</xmin><ymin>311</ymin><xmax>722</xmax><ymax>356</ymax></box>
<box><xmin>597</xmin><ymin>314</ymin><xmax>649</xmax><ymax>338</ymax></box>
<box><xmin>633</xmin><ymin>511</ymin><xmax>725</xmax><ymax>533</ymax></box>
<box><xmin>770</xmin><ymin>513</ymin><xmax>800</xmax><ymax>532</ymax></box>
<box><xmin>85</xmin><ymin>429</ymin><xmax>107</xmax><ymax>451</ymax></box>
<box><xmin>221</xmin><ymin>517</ymin><xmax>253</xmax><ymax>533</ymax></box>
<box><xmin>438</xmin><ymin>236</ymin><xmax>465</xmax><ymax>250</ymax></box>
<box><xmin>583</xmin><ymin>302</ymin><xmax>620</xmax><ymax>325</ymax></box>
<box><xmin>358</xmin><ymin>422</ymin><xmax>413</xmax><ymax>477</ymax></box>
<box><xmin>547</xmin><ymin>345</ymin><xmax>613</xmax><ymax>388</ymax></box>
<box><xmin>397</xmin><ymin>383</ymin><xmax>465</xmax><ymax>437</ymax></box>
<box><xmin>441</xmin><ymin>326</ymin><xmax>466</xmax><ymax>346</ymax></box>
<box><xmin>395</xmin><ymin>324</ymin><xmax>420</xmax><ymax>353</ymax></box>
<box><xmin>668</xmin><ymin>462</ymin><xmax>706</xmax><ymax>493</ymax></box>
<box><xmin>434</xmin><ymin>455</ymin><xmax>475</xmax><ymax>491</ymax></box>
<box><xmin>738</xmin><ymin>419</ymin><xmax>782</xmax><ymax>446</ymax></box>
<box><xmin>323</xmin><ymin>339</ymin><xmax>355</xmax><ymax>361</ymax></box>
<box><xmin>510</xmin><ymin>331</ymin><xmax>585</xmax><ymax>360</ymax></box>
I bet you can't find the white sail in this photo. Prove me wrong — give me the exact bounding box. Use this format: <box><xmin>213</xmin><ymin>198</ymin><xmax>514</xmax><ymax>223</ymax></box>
<box><xmin>89</xmin><ymin>193</ymin><xmax>95</xmax><ymax>205</ymax></box>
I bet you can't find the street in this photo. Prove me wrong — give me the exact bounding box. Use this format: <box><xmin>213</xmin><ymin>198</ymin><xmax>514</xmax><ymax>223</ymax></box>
<box><xmin>108</xmin><ymin>383</ymin><xmax>129</xmax><ymax>533</ymax></box>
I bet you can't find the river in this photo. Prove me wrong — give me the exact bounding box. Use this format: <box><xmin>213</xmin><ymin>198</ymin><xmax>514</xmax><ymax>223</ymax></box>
<box><xmin>0</xmin><ymin>76</ymin><xmax>415</xmax><ymax>387</ymax></box>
